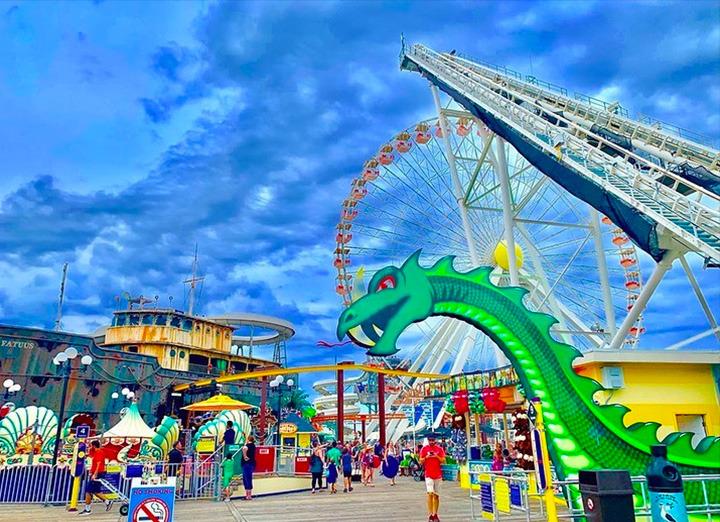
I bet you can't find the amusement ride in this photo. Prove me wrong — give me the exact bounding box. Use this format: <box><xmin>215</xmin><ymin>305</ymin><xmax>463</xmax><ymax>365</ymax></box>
<box><xmin>319</xmin><ymin>41</ymin><xmax>720</xmax><ymax>443</ymax></box>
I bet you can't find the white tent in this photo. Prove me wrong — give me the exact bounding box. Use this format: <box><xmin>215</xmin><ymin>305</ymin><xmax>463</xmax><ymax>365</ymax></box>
<box><xmin>103</xmin><ymin>403</ymin><xmax>157</xmax><ymax>439</ymax></box>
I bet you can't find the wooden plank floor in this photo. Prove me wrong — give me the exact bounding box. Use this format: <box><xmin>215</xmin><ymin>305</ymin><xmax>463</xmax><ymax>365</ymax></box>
<box><xmin>234</xmin><ymin>477</ymin><xmax>473</xmax><ymax>521</ymax></box>
<box><xmin>0</xmin><ymin>477</ymin><xmax>476</xmax><ymax>521</ymax></box>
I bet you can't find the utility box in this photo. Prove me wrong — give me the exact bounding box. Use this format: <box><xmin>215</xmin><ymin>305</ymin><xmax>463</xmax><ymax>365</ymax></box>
<box><xmin>601</xmin><ymin>366</ymin><xmax>624</xmax><ymax>389</ymax></box>
<box><xmin>579</xmin><ymin>469</ymin><xmax>635</xmax><ymax>521</ymax></box>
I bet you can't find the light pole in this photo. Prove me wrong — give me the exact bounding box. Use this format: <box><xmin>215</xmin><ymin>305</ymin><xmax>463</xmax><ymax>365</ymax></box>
<box><xmin>50</xmin><ymin>348</ymin><xmax>93</xmax><ymax>467</ymax></box>
<box><xmin>44</xmin><ymin>347</ymin><xmax>93</xmax><ymax>506</ymax></box>
<box><xmin>269</xmin><ymin>376</ymin><xmax>294</xmax><ymax>445</ymax></box>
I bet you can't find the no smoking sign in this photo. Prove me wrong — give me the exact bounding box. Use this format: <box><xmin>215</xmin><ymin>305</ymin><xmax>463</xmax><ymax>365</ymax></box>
<box><xmin>132</xmin><ymin>498</ymin><xmax>170</xmax><ymax>522</ymax></box>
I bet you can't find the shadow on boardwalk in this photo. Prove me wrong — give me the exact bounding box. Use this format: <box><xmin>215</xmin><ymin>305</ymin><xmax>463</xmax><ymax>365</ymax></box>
<box><xmin>0</xmin><ymin>477</ymin><xmax>474</xmax><ymax>522</ymax></box>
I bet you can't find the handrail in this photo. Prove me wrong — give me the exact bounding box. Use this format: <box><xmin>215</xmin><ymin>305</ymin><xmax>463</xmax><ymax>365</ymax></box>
<box><xmin>450</xmin><ymin>49</ymin><xmax>719</xmax><ymax>154</ymax></box>
<box><xmin>424</xmin><ymin>47</ymin><xmax>719</xmax><ymax>202</ymax></box>
<box><xmin>404</xmin><ymin>45</ymin><xmax>720</xmax><ymax>258</ymax></box>
<box><xmin>409</xmin><ymin>45</ymin><xmax>720</xmax><ymax>209</ymax></box>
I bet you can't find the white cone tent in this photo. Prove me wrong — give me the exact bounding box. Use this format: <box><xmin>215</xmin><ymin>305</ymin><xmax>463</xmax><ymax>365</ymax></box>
<box><xmin>103</xmin><ymin>402</ymin><xmax>157</xmax><ymax>439</ymax></box>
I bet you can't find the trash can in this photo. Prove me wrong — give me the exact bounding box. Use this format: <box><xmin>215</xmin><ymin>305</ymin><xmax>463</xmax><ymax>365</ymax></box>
<box><xmin>579</xmin><ymin>469</ymin><xmax>635</xmax><ymax>522</ymax></box>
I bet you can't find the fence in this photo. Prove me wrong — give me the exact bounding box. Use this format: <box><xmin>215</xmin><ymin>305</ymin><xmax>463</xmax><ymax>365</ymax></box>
<box><xmin>0</xmin><ymin>455</ymin><xmax>222</xmax><ymax>505</ymax></box>
<box><xmin>469</xmin><ymin>469</ymin><xmax>720</xmax><ymax>521</ymax></box>
<box><xmin>0</xmin><ymin>444</ymin><xmax>321</xmax><ymax>506</ymax></box>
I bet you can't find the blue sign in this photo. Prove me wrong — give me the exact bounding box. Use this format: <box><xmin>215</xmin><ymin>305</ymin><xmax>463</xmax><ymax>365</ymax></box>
<box><xmin>480</xmin><ymin>475</ymin><xmax>494</xmax><ymax>516</ymax></box>
<box><xmin>128</xmin><ymin>482</ymin><xmax>175</xmax><ymax>522</ymax></box>
<box><xmin>75</xmin><ymin>425</ymin><xmax>90</xmax><ymax>439</ymax></box>
<box><xmin>510</xmin><ymin>483</ymin><xmax>522</xmax><ymax>507</ymax></box>
<box><xmin>531</xmin><ymin>429</ymin><xmax>547</xmax><ymax>491</ymax></box>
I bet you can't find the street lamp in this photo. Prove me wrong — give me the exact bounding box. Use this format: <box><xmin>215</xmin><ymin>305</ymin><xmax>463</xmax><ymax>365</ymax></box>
<box><xmin>50</xmin><ymin>347</ymin><xmax>93</xmax><ymax>466</ymax></box>
<box><xmin>44</xmin><ymin>346</ymin><xmax>93</xmax><ymax>505</ymax></box>
<box><xmin>270</xmin><ymin>377</ymin><xmax>294</xmax><ymax>445</ymax></box>
<box><xmin>2</xmin><ymin>379</ymin><xmax>21</xmax><ymax>399</ymax></box>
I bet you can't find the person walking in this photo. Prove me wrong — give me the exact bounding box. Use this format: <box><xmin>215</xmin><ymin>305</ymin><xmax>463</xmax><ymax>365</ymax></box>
<box><xmin>325</xmin><ymin>441</ymin><xmax>341</xmax><ymax>494</ymax></box>
<box><xmin>167</xmin><ymin>441</ymin><xmax>183</xmax><ymax>477</ymax></box>
<box><xmin>361</xmin><ymin>446</ymin><xmax>375</xmax><ymax>487</ymax></box>
<box><xmin>79</xmin><ymin>440</ymin><xmax>112</xmax><ymax>516</ymax></box>
<box><xmin>310</xmin><ymin>441</ymin><xmax>324</xmax><ymax>494</ymax></box>
<box><xmin>419</xmin><ymin>434</ymin><xmax>446</xmax><ymax>522</ymax></box>
<box><xmin>241</xmin><ymin>436</ymin><xmax>256</xmax><ymax>500</ymax></box>
<box><xmin>341</xmin><ymin>446</ymin><xmax>354</xmax><ymax>493</ymax></box>
<box><xmin>383</xmin><ymin>441</ymin><xmax>399</xmax><ymax>486</ymax></box>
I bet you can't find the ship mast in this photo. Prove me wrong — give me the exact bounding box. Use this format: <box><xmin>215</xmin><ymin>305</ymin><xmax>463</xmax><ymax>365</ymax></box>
<box><xmin>54</xmin><ymin>263</ymin><xmax>68</xmax><ymax>331</ymax></box>
<box><xmin>184</xmin><ymin>245</ymin><xmax>205</xmax><ymax>316</ymax></box>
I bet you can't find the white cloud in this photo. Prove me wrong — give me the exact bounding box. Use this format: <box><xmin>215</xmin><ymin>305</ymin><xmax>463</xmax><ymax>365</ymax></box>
<box><xmin>61</xmin><ymin>314</ymin><xmax>112</xmax><ymax>334</ymax></box>
<box><xmin>593</xmin><ymin>84</ymin><xmax>623</xmax><ymax>102</ymax></box>
<box><xmin>347</xmin><ymin>66</ymin><xmax>389</xmax><ymax>106</ymax></box>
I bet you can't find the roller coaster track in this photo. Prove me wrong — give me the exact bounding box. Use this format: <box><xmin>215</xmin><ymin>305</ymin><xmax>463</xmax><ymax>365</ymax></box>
<box><xmin>401</xmin><ymin>44</ymin><xmax>720</xmax><ymax>265</ymax></box>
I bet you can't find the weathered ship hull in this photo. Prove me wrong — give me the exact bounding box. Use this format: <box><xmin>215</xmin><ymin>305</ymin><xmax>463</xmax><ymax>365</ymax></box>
<box><xmin>0</xmin><ymin>325</ymin><xmax>261</xmax><ymax>432</ymax></box>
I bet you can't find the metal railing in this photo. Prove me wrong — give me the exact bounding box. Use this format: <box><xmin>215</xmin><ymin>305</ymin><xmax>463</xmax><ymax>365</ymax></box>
<box><xmin>0</xmin><ymin>465</ymin><xmax>75</xmax><ymax>504</ymax></box>
<box><xmin>0</xmin><ymin>443</ymin><xmax>325</xmax><ymax>506</ymax></box>
<box><xmin>556</xmin><ymin>473</ymin><xmax>720</xmax><ymax>521</ymax></box>
<box><xmin>405</xmin><ymin>44</ymin><xmax>720</xmax><ymax>259</ymax></box>
<box><xmin>468</xmin><ymin>469</ymin><xmax>720</xmax><ymax>521</ymax></box>
<box><xmin>450</xmin><ymin>49</ymin><xmax>719</xmax><ymax>157</ymax></box>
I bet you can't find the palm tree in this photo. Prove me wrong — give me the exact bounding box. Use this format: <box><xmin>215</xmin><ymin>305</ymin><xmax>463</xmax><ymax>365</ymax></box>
<box><xmin>283</xmin><ymin>387</ymin><xmax>311</xmax><ymax>412</ymax></box>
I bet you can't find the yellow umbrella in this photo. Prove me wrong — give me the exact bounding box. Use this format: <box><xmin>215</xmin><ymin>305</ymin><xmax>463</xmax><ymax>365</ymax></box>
<box><xmin>181</xmin><ymin>394</ymin><xmax>255</xmax><ymax>412</ymax></box>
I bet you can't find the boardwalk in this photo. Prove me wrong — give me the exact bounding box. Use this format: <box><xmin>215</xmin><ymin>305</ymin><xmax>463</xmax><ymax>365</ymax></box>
<box><xmin>0</xmin><ymin>477</ymin><xmax>474</xmax><ymax>522</ymax></box>
<box><xmin>235</xmin><ymin>478</ymin><xmax>472</xmax><ymax>521</ymax></box>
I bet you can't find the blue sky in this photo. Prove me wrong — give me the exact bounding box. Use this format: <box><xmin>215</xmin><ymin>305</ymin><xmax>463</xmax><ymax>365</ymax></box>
<box><xmin>1</xmin><ymin>0</ymin><xmax>718</xmax><ymax>376</ymax></box>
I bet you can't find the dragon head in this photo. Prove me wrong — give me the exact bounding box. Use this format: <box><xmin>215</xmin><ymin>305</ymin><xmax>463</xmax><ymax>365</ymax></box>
<box><xmin>336</xmin><ymin>251</ymin><xmax>433</xmax><ymax>356</ymax></box>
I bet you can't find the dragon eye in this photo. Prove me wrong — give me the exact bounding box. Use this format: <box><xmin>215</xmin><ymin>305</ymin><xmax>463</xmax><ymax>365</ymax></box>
<box><xmin>376</xmin><ymin>275</ymin><xmax>396</xmax><ymax>292</ymax></box>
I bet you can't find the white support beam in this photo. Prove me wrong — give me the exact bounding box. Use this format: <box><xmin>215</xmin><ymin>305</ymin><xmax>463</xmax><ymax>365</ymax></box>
<box><xmin>495</xmin><ymin>137</ymin><xmax>520</xmax><ymax>286</ymax></box>
<box><xmin>679</xmin><ymin>255</ymin><xmax>720</xmax><ymax>342</ymax></box>
<box><xmin>608</xmin><ymin>252</ymin><xmax>677</xmax><ymax>350</ymax></box>
<box><xmin>430</xmin><ymin>84</ymin><xmax>480</xmax><ymax>264</ymax></box>
<box><xmin>516</xmin><ymin>223</ymin><xmax>573</xmax><ymax>345</ymax></box>
<box><xmin>430</xmin><ymin>83</ymin><xmax>508</xmax><ymax>367</ymax></box>
<box><xmin>664</xmin><ymin>327</ymin><xmax>720</xmax><ymax>350</ymax></box>
<box><xmin>590</xmin><ymin>209</ymin><xmax>617</xmax><ymax>337</ymax></box>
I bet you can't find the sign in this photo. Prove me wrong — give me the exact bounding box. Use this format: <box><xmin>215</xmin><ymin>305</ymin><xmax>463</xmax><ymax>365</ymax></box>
<box><xmin>531</xmin><ymin>429</ymin><xmax>547</xmax><ymax>491</ymax></box>
<box><xmin>469</xmin><ymin>460</ymin><xmax>490</xmax><ymax>486</ymax></box>
<box><xmin>100</xmin><ymin>465</ymin><xmax>122</xmax><ymax>496</ymax></box>
<box><xmin>527</xmin><ymin>402</ymin><xmax>537</xmax><ymax>425</ymax></box>
<box><xmin>128</xmin><ymin>480</ymin><xmax>175</xmax><ymax>522</ymax></box>
<box><xmin>75</xmin><ymin>425</ymin><xmax>90</xmax><ymax>439</ymax></box>
<box><xmin>479</xmin><ymin>473</ymin><xmax>494</xmax><ymax>520</ymax></box>
<box><xmin>279</xmin><ymin>422</ymin><xmax>297</xmax><ymax>435</ymax></box>
<box><xmin>510</xmin><ymin>483</ymin><xmax>522</xmax><ymax>508</ymax></box>
<box><xmin>495</xmin><ymin>477</ymin><xmax>510</xmax><ymax>513</ymax></box>
<box><xmin>0</xmin><ymin>338</ymin><xmax>37</xmax><ymax>351</ymax></box>
<box><xmin>195</xmin><ymin>436</ymin><xmax>216</xmax><ymax>453</ymax></box>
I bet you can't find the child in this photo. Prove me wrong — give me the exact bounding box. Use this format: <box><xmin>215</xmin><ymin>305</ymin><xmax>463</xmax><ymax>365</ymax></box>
<box><xmin>362</xmin><ymin>446</ymin><xmax>375</xmax><ymax>487</ymax></box>
<box><xmin>341</xmin><ymin>447</ymin><xmax>354</xmax><ymax>493</ymax></box>
<box><xmin>222</xmin><ymin>454</ymin><xmax>235</xmax><ymax>501</ymax></box>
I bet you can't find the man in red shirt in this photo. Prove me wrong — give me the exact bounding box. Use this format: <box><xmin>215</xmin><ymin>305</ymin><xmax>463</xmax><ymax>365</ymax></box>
<box><xmin>419</xmin><ymin>435</ymin><xmax>446</xmax><ymax>522</ymax></box>
<box><xmin>80</xmin><ymin>440</ymin><xmax>112</xmax><ymax>516</ymax></box>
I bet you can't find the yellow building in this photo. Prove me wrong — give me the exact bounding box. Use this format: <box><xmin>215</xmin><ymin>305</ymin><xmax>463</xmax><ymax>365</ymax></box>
<box><xmin>573</xmin><ymin>350</ymin><xmax>720</xmax><ymax>443</ymax></box>
<box><xmin>101</xmin><ymin>309</ymin><xmax>278</xmax><ymax>374</ymax></box>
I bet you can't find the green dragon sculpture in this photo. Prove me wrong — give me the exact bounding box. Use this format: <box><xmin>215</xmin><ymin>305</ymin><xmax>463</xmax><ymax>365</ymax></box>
<box><xmin>336</xmin><ymin>252</ymin><xmax>719</xmax><ymax>503</ymax></box>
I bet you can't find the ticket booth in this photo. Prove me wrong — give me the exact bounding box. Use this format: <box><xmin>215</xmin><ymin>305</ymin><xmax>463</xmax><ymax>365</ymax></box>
<box><xmin>278</xmin><ymin>413</ymin><xmax>318</xmax><ymax>448</ymax></box>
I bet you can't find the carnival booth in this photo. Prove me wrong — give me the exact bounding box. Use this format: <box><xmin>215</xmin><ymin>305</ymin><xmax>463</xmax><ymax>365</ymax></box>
<box><xmin>420</xmin><ymin>366</ymin><xmax>534</xmax><ymax>488</ymax></box>
<box><xmin>101</xmin><ymin>403</ymin><xmax>164</xmax><ymax>462</ymax></box>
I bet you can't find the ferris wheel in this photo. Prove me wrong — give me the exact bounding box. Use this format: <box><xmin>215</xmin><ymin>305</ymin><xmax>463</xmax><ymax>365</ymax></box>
<box><xmin>333</xmin><ymin>105</ymin><xmax>645</xmax><ymax>372</ymax></box>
